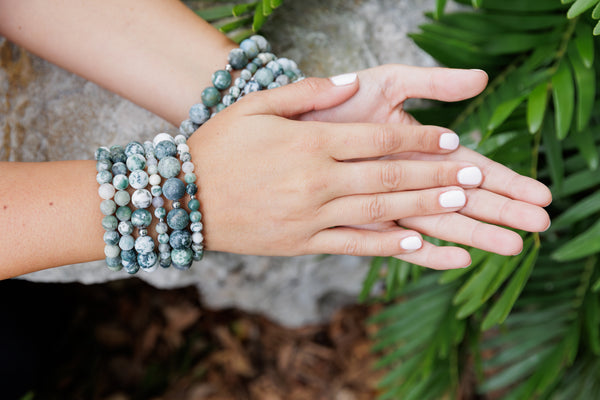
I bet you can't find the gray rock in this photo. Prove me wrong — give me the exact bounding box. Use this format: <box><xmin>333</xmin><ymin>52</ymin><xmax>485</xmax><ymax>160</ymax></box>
<box><xmin>2</xmin><ymin>0</ymin><xmax>445</xmax><ymax>327</ymax></box>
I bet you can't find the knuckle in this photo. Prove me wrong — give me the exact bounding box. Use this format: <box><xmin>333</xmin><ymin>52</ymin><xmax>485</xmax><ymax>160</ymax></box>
<box><xmin>343</xmin><ymin>237</ymin><xmax>362</xmax><ymax>256</ymax></box>
<box><xmin>300</xmin><ymin>77</ymin><xmax>322</xmax><ymax>96</ymax></box>
<box><xmin>373</xmin><ymin>125</ymin><xmax>402</xmax><ymax>154</ymax></box>
<box><xmin>381</xmin><ymin>163</ymin><xmax>404</xmax><ymax>190</ymax></box>
<box><xmin>364</xmin><ymin>194</ymin><xmax>387</xmax><ymax>221</ymax></box>
<box><xmin>299</xmin><ymin>131</ymin><xmax>327</xmax><ymax>153</ymax></box>
<box><xmin>434</xmin><ymin>166</ymin><xmax>450</xmax><ymax>186</ymax></box>
<box><xmin>415</xmin><ymin>193</ymin><xmax>430</xmax><ymax>214</ymax></box>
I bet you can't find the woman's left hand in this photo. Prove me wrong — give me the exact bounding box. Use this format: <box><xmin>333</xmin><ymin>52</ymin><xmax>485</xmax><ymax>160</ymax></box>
<box><xmin>300</xmin><ymin>65</ymin><xmax>552</xmax><ymax>269</ymax></box>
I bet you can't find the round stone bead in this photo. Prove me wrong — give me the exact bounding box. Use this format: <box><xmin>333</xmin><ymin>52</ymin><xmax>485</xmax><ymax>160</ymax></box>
<box><xmin>179</xmin><ymin>119</ymin><xmax>198</xmax><ymax>137</ymax></box>
<box><xmin>250</xmin><ymin>35</ymin><xmax>271</xmax><ymax>52</ymax></box>
<box><xmin>119</xmin><ymin>235</ymin><xmax>135</xmax><ymax>251</ymax></box>
<box><xmin>153</xmin><ymin>133</ymin><xmax>175</xmax><ymax>147</ymax></box>
<box><xmin>129</xmin><ymin>170</ymin><xmax>149</xmax><ymax>189</ymax></box>
<box><xmin>190</xmin><ymin>222</ymin><xmax>203</xmax><ymax>233</ymax></box>
<box><xmin>193</xmin><ymin>250</ymin><xmax>204</xmax><ymax>261</ymax></box>
<box><xmin>131</xmin><ymin>189</ymin><xmax>152</xmax><ymax>209</ymax></box>
<box><xmin>104</xmin><ymin>230</ymin><xmax>120</xmax><ymax>245</ymax></box>
<box><xmin>229</xmin><ymin>86</ymin><xmax>241</xmax><ymax>98</ymax></box>
<box><xmin>123</xmin><ymin>260</ymin><xmax>139</xmax><ymax>275</ymax></box>
<box><xmin>184</xmin><ymin>173</ymin><xmax>197</xmax><ymax>184</ymax></box>
<box><xmin>252</xmin><ymin>57</ymin><xmax>263</xmax><ymax>67</ymax></box>
<box><xmin>240</xmin><ymin>69</ymin><xmax>252</xmax><ymax>81</ymax></box>
<box><xmin>201</xmin><ymin>86</ymin><xmax>221</xmax><ymax>107</ymax></box>
<box><xmin>180</xmin><ymin>152</ymin><xmax>192</xmax><ymax>162</ymax></box>
<box><xmin>147</xmin><ymin>165</ymin><xmax>158</xmax><ymax>176</ymax></box>
<box><xmin>167</xmin><ymin>208</ymin><xmax>190</xmax><ymax>230</ymax></box>
<box><xmin>257</xmin><ymin>52</ymin><xmax>275</xmax><ymax>65</ymax></box>
<box><xmin>188</xmin><ymin>198</ymin><xmax>200</xmax><ymax>211</ymax></box>
<box><xmin>158</xmin><ymin>233</ymin><xmax>170</xmax><ymax>244</ymax></box>
<box><xmin>106</xmin><ymin>256</ymin><xmax>123</xmax><ymax>271</ymax></box>
<box><xmin>100</xmin><ymin>199</ymin><xmax>117</xmax><ymax>216</ymax></box>
<box><xmin>111</xmin><ymin>162</ymin><xmax>127</xmax><ymax>176</ymax></box>
<box><xmin>267</xmin><ymin>82</ymin><xmax>281</xmax><ymax>89</ymax></box>
<box><xmin>186</xmin><ymin>183</ymin><xmax>198</xmax><ymax>196</ymax></box>
<box><xmin>152</xmin><ymin>196</ymin><xmax>164</xmax><ymax>209</ymax></box>
<box><xmin>192</xmin><ymin>243</ymin><xmax>204</xmax><ymax>252</ymax></box>
<box><xmin>144</xmin><ymin>141</ymin><xmax>154</xmax><ymax>155</ymax></box>
<box><xmin>125</xmin><ymin>141</ymin><xmax>145</xmax><ymax>157</ymax></box>
<box><xmin>228</xmin><ymin>48</ymin><xmax>249</xmax><ymax>70</ymax></box>
<box><xmin>234</xmin><ymin>77</ymin><xmax>246</xmax><ymax>89</ymax></box>
<box><xmin>104</xmin><ymin>244</ymin><xmax>120</xmax><ymax>258</ymax></box>
<box><xmin>158</xmin><ymin>156</ymin><xmax>181</xmax><ymax>179</ymax></box>
<box><xmin>188</xmin><ymin>105</ymin><xmax>211</xmax><ymax>126</ymax></box>
<box><xmin>245</xmin><ymin>62</ymin><xmax>258</xmax><ymax>74</ymax></box>
<box><xmin>154</xmin><ymin>140</ymin><xmax>177</xmax><ymax>160</ymax></box>
<box><xmin>138</xmin><ymin>251</ymin><xmax>158</xmax><ymax>270</ymax></box>
<box><xmin>190</xmin><ymin>210</ymin><xmax>202</xmax><ymax>223</ymax></box>
<box><xmin>158</xmin><ymin>243</ymin><xmax>171</xmax><ymax>253</ymax></box>
<box><xmin>110</xmin><ymin>145</ymin><xmax>127</xmax><ymax>164</ymax></box>
<box><xmin>243</xmin><ymin>81</ymin><xmax>261</xmax><ymax>95</ymax></box>
<box><xmin>170</xmin><ymin>230</ymin><xmax>192</xmax><ymax>250</ymax></box>
<box><xmin>135</xmin><ymin>235</ymin><xmax>155</xmax><ymax>253</ymax></box>
<box><xmin>114</xmin><ymin>190</ymin><xmax>130</xmax><ymax>207</ymax></box>
<box><xmin>222</xmin><ymin>94</ymin><xmax>235</xmax><ymax>106</ymax></box>
<box><xmin>172</xmin><ymin>262</ymin><xmax>192</xmax><ymax>271</ymax></box>
<box><xmin>285</xmin><ymin>70</ymin><xmax>298</xmax><ymax>81</ymax></box>
<box><xmin>118</xmin><ymin>221</ymin><xmax>134</xmax><ymax>235</ymax></box>
<box><xmin>254</xmin><ymin>68</ymin><xmax>274</xmax><ymax>88</ymax></box>
<box><xmin>240</xmin><ymin>38</ymin><xmax>259</xmax><ymax>59</ymax></box>
<box><xmin>177</xmin><ymin>144</ymin><xmax>190</xmax><ymax>154</ymax></box>
<box><xmin>156</xmin><ymin>221</ymin><xmax>168</xmax><ymax>234</ymax></box>
<box><xmin>275</xmin><ymin>74</ymin><xmax>290</xmax><ymax>86</ymax></box>
<box><xmin>131</xmin><ymin>208</ymin><xmax>152</xmax><ymax>228</ymax></box>
<box><xmin>150</xmin><ymin>185</ymin><xmax>162</xmax><ymax>197</ymax></box>
<box><xmin>121</xmin><ymin>249</ymin><xmax>136</xmax><ymax>262</ymax></box>
<box><xmin>116</xmin><ymin>206</ymin><xmax>132</xmax><ymax>221</ymax></box>
<box><xmin>216</xmin><ymin>103</ymin><xmax>226</xmax><ymax>112</ymax></box>
<box><xmin>112</xmin><ymin>174</ymin><xmax>129</xmax><ymax>191</ymax></box>
<box><xmin>171</xmin><ymin>248</ymin><xmax>193</xmax><ymax>266</ymax></box>
<box><xmin>266</xmin><ymin>60</ymin><xmax>283</xmax><ymax>77</ymax></box>
<box><xmin>102</xmin><ymin>215</ymin><xmax>118</xmax><ymax>231</ymax></box>
<box><xmin>96</xmin><ymin>170</ymin><xmax>112</xmax><ymax>185</ymax></box>
<box><xmin>155</xmin><ymin>207</ymin><xmax>167</xmax><ymax>220</ymax></box>
<box><xmin>159</xmin><ymin>252</ymin><xmax>172</xmax><ymax>268</ymax></box>
<box><xmin>95</xmin><ymin>147</ymin><xmax>111</xmax><ymax>161</ymax></box>
<box><xmin>98</xmin><ymin>183</ymin><xmax>116</xmax><ymax>200</ymax></box>
<box><xmin>192</xmin><ymin>232</ymin><xmax>204</xmax><ymax>244</ymax></box>
<box><xmin>148</xmin><ymin>174</ymin><xmax>161</xmax><ymax>186</ymax></box>
<box><xmin>212</xmin><ymin>70</ymin><xmax>232</xmax><ymax>90</ymax></box>
<box><xmin>174</xmin><ymin>135</ymin><xmax>187</xmax><ymax>145</ymax></box>
<box><xmin>126</xmin><ymin>153</ymin><xmax>146</xmax><ymax>171</ymax></box>
<box><xmin>96</xmin><ymin>159</ymin><xmax>112</xmax><ymax>172</ymax></box>
<box><xmin>163</xmin><ymin>178</ymin><xmax>186</xmax><ymax>201</ymax></box>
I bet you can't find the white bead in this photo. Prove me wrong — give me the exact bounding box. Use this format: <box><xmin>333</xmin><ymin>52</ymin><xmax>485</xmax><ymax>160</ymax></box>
<box><xmin>192</xmin><ymin>232</ymin><xmax>204</xmax><ymax>244</ymax></box>
<box><xmin>181</xmin><ymin>161</ymin><xmax>195</xmax><ymax>174</ymax></box>
<box><xmin>149</xmin><ymin>174</ymin><xmax>161</xmax><ymax>186</ymax></box>
<box><xmin>177</xmin><ymin>143</ymin><xmax>190</xmax><ymax>153</ymax></box>
<box><xmin>131</xmin><ymin>189</ymin><xmax>152</xmax><ymax>208</ymax></box>
<box><xmin>174</xmin><ymin>135</ymin><xmax>187</xmax><ymax>145</ymax></box>
<box><xmin>98</xmin><ymin>183</ymin><xmax>115</xmax><ymax>200</ymax></box>
<box><xmin>104</xmin><ymin>244</ymin><xmax>120</xmax><ymax>258</ymax></box>
<box><xmin>153</xmin><ymin>132</ymin><xmax>175</xmax><ymax>147</ymax></box>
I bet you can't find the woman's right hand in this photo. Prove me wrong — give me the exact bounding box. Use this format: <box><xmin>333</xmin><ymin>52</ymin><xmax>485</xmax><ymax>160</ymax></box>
<box><xmin>187</xmin><ymin>75</ymin><xmax>481</xmax><ymax>266</ymax></box>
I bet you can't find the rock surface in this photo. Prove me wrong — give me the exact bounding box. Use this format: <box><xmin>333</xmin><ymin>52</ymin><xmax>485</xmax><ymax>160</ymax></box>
<box><xmin>1</xmin><ymin>0</ymin><xmax>443</xmax><ymax>326</ymax></box>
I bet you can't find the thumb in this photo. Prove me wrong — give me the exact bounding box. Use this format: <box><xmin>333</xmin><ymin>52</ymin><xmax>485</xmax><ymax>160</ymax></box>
<box><xmin>243</xmin><ymin>73</ymin><xmax>359</xmax><ymax>118</ymax></box>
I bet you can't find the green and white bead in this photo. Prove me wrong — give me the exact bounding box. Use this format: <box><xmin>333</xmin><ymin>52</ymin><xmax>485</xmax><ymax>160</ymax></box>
<box><xmin>131</xmin><ymin>189</ymin><xmax>152</xmax><ymax>209</ymax></box>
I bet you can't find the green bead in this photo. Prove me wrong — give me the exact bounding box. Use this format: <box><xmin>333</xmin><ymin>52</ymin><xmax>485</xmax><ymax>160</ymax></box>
<box><xmin>158</xmin><ymin>156</ymin><xmax>181</xmax><ymax>179</ymax></box>
<box><xmin>113</xmin><ymin>174</ymin><xmax>129</xmax><ymax>191</ymax></box>
<box><xmin>188</xmin><ymin>198</ymin><xmax>200</xmax><ymax>211</ymax></box>
<box><xmin>126</xmin><ymin>153</ymin><xmax>146</xmax><ymax>171</ymax></box>
<box><xmin>190</xmin><ymin>210</ymin><xmax>202</xmax><ymax>222</ymax></box>
<box><xmin>158</xmin><ymin>233</ymin><xmax>170</xmax><ymax>244</ymax></box>
<box><xmin>184</xmin><ymin>173</ymin><xmax>197</xmax><ymax>184</ymax></box>
<box><xmin>116</xmin><ymin>206</ymin><xmax>132</xmax><ymax>221</ymax></box>
<box><xmin>216</xmin><ymin>103</ymin><xmax>226</xmax><ymax>112</ymax></box>
<box><xmin>102</xmin><ymin>215</ymin><xmax>118</xmax><ymax>231</ymax></box>
<box><xmin>114</xmin><ymin>190</ymin><xmax>130</xmax><ymax>206</ymax></box>
<box><xmin>131</xmin><ymin>209</ymin><xmax>152</xmax><ymax>228</ymax></box>
<box><xmin>96</xmin><ymin>170</ymin><xmax>112</xmax><ymax>185</ymax></box>
<box><xmin>171</xmin><ymin>248</ymin><xmax>193</xmax><ymax>266</ymax></box>
<box><xmin>212</xmin><ymin>70</ymin><xmax>232</xmax><ymax>90</ymax></box>
<box><xmin>201</xmin><ymin>86</ymin><xmax>221</xmax><ymax>107</ymax></box>
<box><xmin>254</xmin><ymin>67</ymin><xmax>274</xmax><ymax>88</ymax></box>
<box><xmin>167</xmin><ymin>208</ymin><xmax>189</xmax><ymax>230</ymax></box>
<box><xmin>100</xmin><ymin>199</ymin><xmax>117</xmax><ymax>216</ymax></box>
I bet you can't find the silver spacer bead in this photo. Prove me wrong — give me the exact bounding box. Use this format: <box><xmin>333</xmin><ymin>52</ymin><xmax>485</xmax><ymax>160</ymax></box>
<box><xmin>172</xmin><ymin>201</ymin><xmax>181</xmax><ymax>209</ymax></box>
<box><xmin>225</xmin><ymin>64</ymin><xmax>233</xmax><ymax>72</ymax></box>
<box><xmin>139</xmin><ymin>228</ymin><xmax>148</xmax><ymax>236</ymax></box>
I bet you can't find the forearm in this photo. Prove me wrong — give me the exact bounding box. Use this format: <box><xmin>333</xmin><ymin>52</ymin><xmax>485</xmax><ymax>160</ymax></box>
<box><xmin>0</xmin><ymin>0</ymin><xmax>236</xmax><ymax>125</ymax></box>
<box><xmin>0</xmin><ymin>161</ymin><xmax>104</xmax><ymax>278</ymax></box>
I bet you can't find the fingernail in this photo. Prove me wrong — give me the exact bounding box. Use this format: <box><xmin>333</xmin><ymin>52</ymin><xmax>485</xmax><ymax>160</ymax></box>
<box><xmin>543</xmin><ymin>220</ymin><xmax>551</xmax><ymax>232</ymax></box>
<box><xmin>439</xmin><ymin>132</ymin><xmax>460</xmax><ymax>150</ymax></box>
<box><xmin>439</xmin><ymin>190</ymin><xmax>466</xmax><ymax>208</ymax></box>
<box><xmin>470</xmin><ymin>69</ymin><xmax>486</xmax><ymax>73</ymax></box>
<box><xmin>400</xmin><ymin>236</ymin><xmax>422</xmax><ymax>251</ymax></box>
<box><xmin>457</xmin><ymin>166</ymin><xmax>482</xmax><ymax>186</ymax></box>
<box><xmin>330</xmin><ymin>73</ymin><xmax>357</xmax><ymax>86</ymax></box>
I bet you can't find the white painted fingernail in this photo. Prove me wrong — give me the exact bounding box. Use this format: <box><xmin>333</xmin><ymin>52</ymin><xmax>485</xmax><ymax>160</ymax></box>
<box><xmin>329</xmin><ymin>72</ymin><xmax>357</xmax><ymax>86</ymax></box>
<box><xmin>400</xmin><ymin>236</ymin><xmax>422</xmax><ymax>251</ymax></box>
<box><xmin>457</xmin><ymin>166</ymin><xmax>482</xmax><ymax>186</ymax></box>
<box><xmin>439</xmin><ymin>132</ymin><xmax>460</xmax><ymax>150</ymax></box>
<box><xmin>439</xmin><ymin>190</ymin><xmax>466</xmax><ymax>208</ymax></box>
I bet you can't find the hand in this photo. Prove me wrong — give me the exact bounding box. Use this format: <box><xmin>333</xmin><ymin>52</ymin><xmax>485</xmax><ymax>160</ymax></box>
<box><xmin>301</xmin><ymin>65</ymin><xmax>551</xmax><ymax>269</ymax></box>
<box><xmin>187</xmin><ymin>76</ymin><xmax>487</xmax><ymax>264</ymax></box>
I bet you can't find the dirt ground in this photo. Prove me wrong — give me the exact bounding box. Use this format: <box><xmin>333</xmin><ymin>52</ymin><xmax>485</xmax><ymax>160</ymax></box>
<box><xmin>1</xmin><ymin>278</ymin><xmax>382</xmax><ymax>400</ymax></box>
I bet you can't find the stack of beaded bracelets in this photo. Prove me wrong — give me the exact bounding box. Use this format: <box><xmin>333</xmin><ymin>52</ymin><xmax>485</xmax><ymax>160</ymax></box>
<box><xmin>179</xmin><ymin>34</ymin><xmax>304</xmax><ymax>137</ymax></box>
<box><xmin>96</xmin><ymin>133</ymin><xmax>203</xmax><ymax>274</ymax></box>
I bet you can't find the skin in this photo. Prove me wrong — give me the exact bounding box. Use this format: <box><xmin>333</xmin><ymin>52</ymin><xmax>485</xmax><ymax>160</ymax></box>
<box><xmin>0</xmin><ymin>0</ymin><xmax>551</xmax><ymax>279</ymax></box>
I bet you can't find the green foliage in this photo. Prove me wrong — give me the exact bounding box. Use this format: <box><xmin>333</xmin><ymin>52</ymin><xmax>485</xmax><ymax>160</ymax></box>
<box><xmin>362</xmin><ymin>0</ymin><xmax>600</xmax><ymax>398</ymax></box>
<box><xmin>191</xmin><ymin>0</ymin><xmax>284</xmax><ymax>42</ymax></box>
